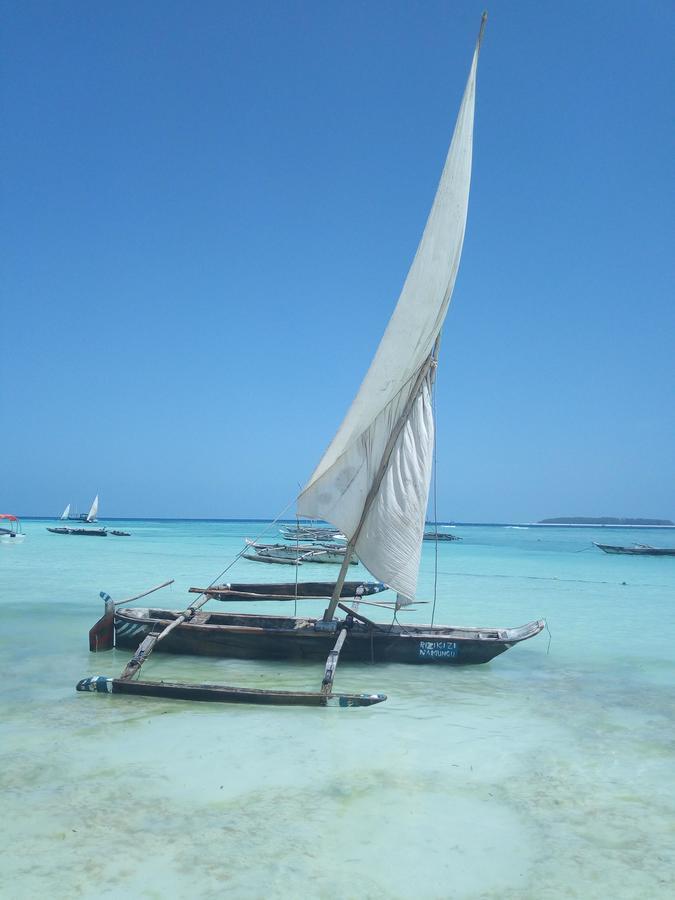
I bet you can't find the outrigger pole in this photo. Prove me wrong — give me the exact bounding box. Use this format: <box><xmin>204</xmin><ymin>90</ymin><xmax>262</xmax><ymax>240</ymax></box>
<box><xmin>322</xmin><ymin>351</ymin><xmax>438</xmax><ymax>623</ymax></box>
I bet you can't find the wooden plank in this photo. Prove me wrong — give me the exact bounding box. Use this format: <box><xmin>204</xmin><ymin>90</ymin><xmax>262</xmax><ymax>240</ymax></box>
<box><xmin>117</xmin><ymin>596</ymin><xmax>211</xmax><ymax>681</ymax></box>
<box><xmin>242</xmin><ymin>553</ymin><xmax>302</xmax><ymax>565</ymax></box>
<box><xmin>75</xmin><ymin>676</ymin><xmax>386</xmax><ymax>707</ymax></box>
<box><xmin>321</xmin><ymin>628</ymin><xmax>347</xmax><ymax>695</ymax></box>
<box><xmin>337</xmin><ymin>602</ymin><xmax>385</xmax><ymax>630</ymax></box>
<box><xmin>89</xmin><ymin>595</ymin><xmax>115</xmax><ymax>652</ymax></box>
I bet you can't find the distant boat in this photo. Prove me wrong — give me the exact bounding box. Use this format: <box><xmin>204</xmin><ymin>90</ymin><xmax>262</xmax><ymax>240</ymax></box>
<box><xmin>47</xmin><ymin>526</ymin><xmax>108</xmax><ymax>537</ymax></box>
<box><xmin>279</xmin><ymin>524</ymin><xmax>342</xmax><ymax>540</ymax></box>
<box><xmin>0</xmin><ymin>514</ymin><xmax>24</xmax><ymax>543</ymax></box>
<box><xmin>47</xmin><ymin>524</ymin><xmax>130</xmax><ymax>537</ymax></box>
<box><xmin>85</xmin><ymin>494</ymin><xmax>99</xmax><ymax>523</ymax></box>
<box><xmin>423</xmin><ymin>531</ymin><xmax>462</xmax><ymax>542</ymax></box>
<box><xmin>594</xmin><ymin>542</ymin><xmax>675</xmax><ymax>557</ymax></box>
<box><xmin>59</xmin><ymin>494</ymin><xmax>100</xmax><ymax>522</ymax></box>
<box><xmin>244</xmin><ymin>540</ymin><xmax>357</xmax><ymax>565</ymax></box>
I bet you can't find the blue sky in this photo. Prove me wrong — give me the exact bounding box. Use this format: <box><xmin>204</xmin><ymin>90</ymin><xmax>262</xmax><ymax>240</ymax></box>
<box><xmin>2</xmin><ymin>1</ymin><xmax>673</xmax><ymax>522</ymax></box>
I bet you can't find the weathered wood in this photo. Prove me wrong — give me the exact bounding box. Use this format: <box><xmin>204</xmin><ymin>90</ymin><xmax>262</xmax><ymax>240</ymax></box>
<box><xmin>112</xmin><ymin>607</ymin><xmax>547</xmax><ymax>666</ymax></box>
<box><xmin>117</xmin><ymin>596</ymin><xmax>210</xmax><ymax>681</ymax></box>
<box><xmin>337</xmin><ymin>602</ymin><xmax>384</xmax><ymax>630</ymax></box>
<box><xmin>243</xmin><ymin>552</ymin><xmax>302</xmax><ymax>565</ymax></box>
<box><xmin>321</xmin><ymin>628</ymin><xmax>347</xmax><ymax>695</ymax></box>
<box><xmin>76</xmin><ymin>675</ymin><xmax>386</xmax><ymax>707</ymax></box>
<box><xmin>89</xmin><ymin>595</ymin><xmax>115</xmax><ymax>651</ymax></box>
<box><xmin>189</xmin><ymin>581</ymin><xmax>384</xmax><ymax>601</ymax></box>
<box><xmin>322</xmin><ymin>551</ymin><xmax>355</xmax><ymax>621</ymax></box>
<box><xmin>347</xmin><ymin>599</ymin><xmax>428</xmax><ymax>609</ymax></box>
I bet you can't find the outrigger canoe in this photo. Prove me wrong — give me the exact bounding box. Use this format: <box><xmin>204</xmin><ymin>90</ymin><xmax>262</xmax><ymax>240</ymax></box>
<box><xmin>104</xmin><ymin>590</ymin><xmax>545</xmax><ymax>666</ymax></box>
<box><xmin>593</xmin><ymin>542</ymin><xmax>675</xmax><ymax>556</ymax></box>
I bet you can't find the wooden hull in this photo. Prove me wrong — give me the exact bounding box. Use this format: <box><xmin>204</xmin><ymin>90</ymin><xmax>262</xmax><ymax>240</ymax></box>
<box><xmin>47</xmin><ymin>527</ymin><xmax>107</xmax><ymax>536</ymax></box>
<box><xmin>242</xmin><ymin>552</ymin><xmax>300</xmax><ymax>565</ymax></box>
<box><xmin>594</xmin><ymin>542</ymin><xmax>675</xmax><ymax>556</ymax></box>
<box><xmin>189</xmin><ymin>581</ymin><xmax>386</xmax><ymax>601</ymax></box>
<box><xmin>114</xmin><ymin>608</ymin><xmax>545</xmax><ymax>666</ymax></box>
<box><xmin>245</xmin><ymin>543</ymin><xmax>355</xmax><ymax>565</ymax></box>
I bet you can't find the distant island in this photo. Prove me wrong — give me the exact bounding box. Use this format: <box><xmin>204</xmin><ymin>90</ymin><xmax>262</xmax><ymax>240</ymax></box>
<box><xmin>539</xmin><ymin>517</ymin><xmax>674</xmax><ymax>526</ymax></box>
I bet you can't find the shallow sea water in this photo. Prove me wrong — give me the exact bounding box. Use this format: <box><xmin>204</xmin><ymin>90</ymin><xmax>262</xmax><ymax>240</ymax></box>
<box><xmin>1</xmin><ymin>520</ymin><xmax>674</xmax><ymax>899</ymax></box>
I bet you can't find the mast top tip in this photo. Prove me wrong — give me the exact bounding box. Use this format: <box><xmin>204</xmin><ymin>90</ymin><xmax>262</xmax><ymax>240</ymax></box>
<box><xmin>477</xmin><ymin>11</ymin><xmax>487</xmax><ymax>46</ymax></box>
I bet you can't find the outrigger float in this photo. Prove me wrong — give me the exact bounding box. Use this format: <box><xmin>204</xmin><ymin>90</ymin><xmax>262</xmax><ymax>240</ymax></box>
<box><xmin>593</xmin><ymin>542</ymin><xmax>675</xmax><ymax>557</ymax></box>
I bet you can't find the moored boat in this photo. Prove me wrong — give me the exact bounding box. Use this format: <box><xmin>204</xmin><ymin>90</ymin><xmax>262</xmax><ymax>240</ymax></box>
<box><xmin>0</xmin><ymin>514</ymin><xmax>24</xmax><ymax>543</ymax></box>
<box><xmin>279</xmin><ymin>524</ymin><xmax>343</xmax><ymax>542</ymax></box>
<box><xmin>189</xmin><ymin>581</ymin><xmax>386</xmax><ymax>601</ymax></box>
<box><xmin>594</xmin><ymin>542</ymin><xmax>675</xmax><ymax>557</ymax></box>
<box><xmin>105</xmin><ymin>601</ymin><xmax>545</xmax><ymax>665</ymax></box>
<box><xmin>59</xmin><ymin>494</ymin><xmax>100</xmax><ymax>522</ymax></box>
<box><xmin>244</xmin><ymin>540</ymin><xmax>356</xmax><ymax>565</ymax></box>
<box><xmin>47</xmin><ymin>526</ymin><xmax>108</xmax><ymax>537</ymax></box>
<box><xmin>78</xmin><ymin>15</ymin><xmax>544</xmax><ymax>707</ymax></box>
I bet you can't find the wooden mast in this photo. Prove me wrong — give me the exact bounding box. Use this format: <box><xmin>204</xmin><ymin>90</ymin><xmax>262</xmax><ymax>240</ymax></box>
<box><xmin>322</xmin><ymin>353</ymin><xmax>436</xmax><ymax>621</ymax></box>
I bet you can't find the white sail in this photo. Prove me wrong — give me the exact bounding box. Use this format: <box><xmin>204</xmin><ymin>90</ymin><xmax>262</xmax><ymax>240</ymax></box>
<box><xmin>86</xmin><ymin>494</ymin><xmax>99</xmax><ymax>523</ymax></box>
<box><xmin>60</xmin><ymin>504</ymin><xmax>71</xmax><ymax>520</ymax></box>
<box><xmin>298</xmin><ymin>37</ymin><xmax>481</xmax><ymax>602</ymax></box>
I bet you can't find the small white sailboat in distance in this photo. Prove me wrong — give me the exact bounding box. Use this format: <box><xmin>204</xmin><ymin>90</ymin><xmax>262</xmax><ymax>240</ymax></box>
<box><xmin>57</xmin><ymin>495</ymin><xmax>99</xmax><ymax>522</ymax></box>
<box><xmin>49</xmin><ymin>493</ymin><xmax>122</xmax><ymax>537</ymax></box>
<box><xmin>86</xmin><ymin>494</ymin><xmax>99</xmax><ymax>523</ymax></box>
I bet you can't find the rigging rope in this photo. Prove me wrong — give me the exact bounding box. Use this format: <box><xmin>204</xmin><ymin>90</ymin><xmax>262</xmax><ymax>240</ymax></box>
<box><xmin>189</xmin><ymin>494</ymin><xmax>299</xmax><ymax>607</ymax></box>
<box><xmin>294</xmin><ymin>512</ymin><xmax>300</xmax><ymax>616</ymax></box>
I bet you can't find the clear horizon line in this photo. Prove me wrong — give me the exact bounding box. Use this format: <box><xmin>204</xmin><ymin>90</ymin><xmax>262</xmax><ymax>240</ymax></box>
<box><xmin>15</xmin><ymin>515</ymin><xmax>675</xmax><ymax>528</ymax></box>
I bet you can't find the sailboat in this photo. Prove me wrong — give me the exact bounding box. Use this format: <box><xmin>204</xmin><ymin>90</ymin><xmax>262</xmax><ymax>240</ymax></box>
<box><xmin>48</xmin><ymin>494</ymin><xmax>112</xmax><ymax>536</ymax></box>
<box><xmin>56</xmin><ymin>495</ymin><xmax>99</xmax><ymax>521</ymax></box>
<box><xmin>78</xmin><ymin>15</ymin><xmax>544</xmax><ymax>706</ymax></box>
<box><xmin>85</xmin><ymin>494</ymin><xmax>99</xmax><ymax>523</ymax></box>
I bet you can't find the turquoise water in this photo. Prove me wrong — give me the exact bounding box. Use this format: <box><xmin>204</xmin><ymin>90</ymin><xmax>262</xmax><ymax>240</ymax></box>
<box><xmin>1</xmin><ymin>520</ymin><xmax>674</xmax><ymax>899</ymax></box>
